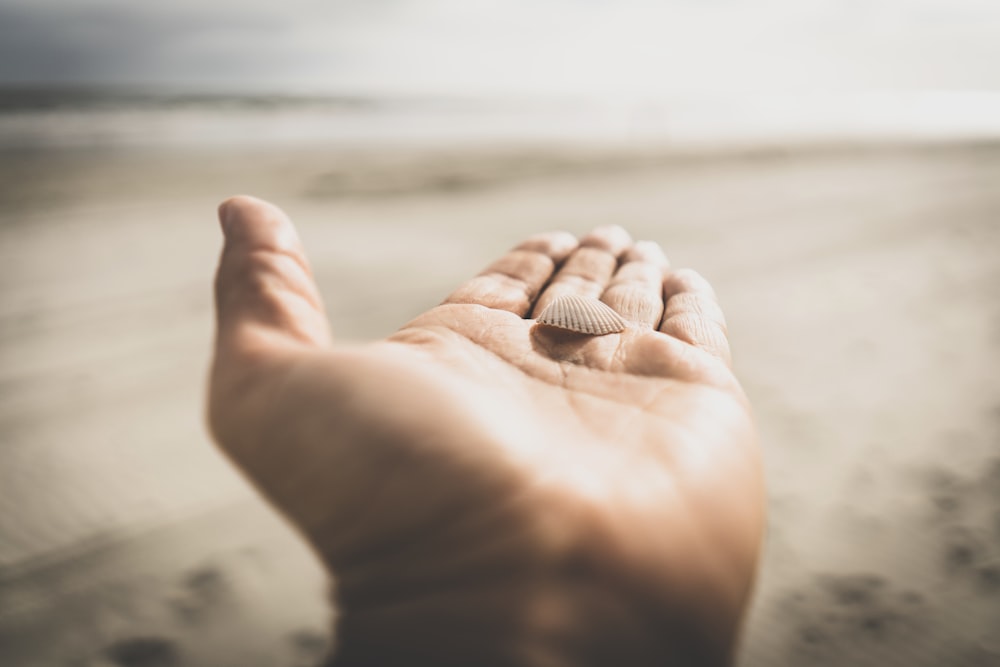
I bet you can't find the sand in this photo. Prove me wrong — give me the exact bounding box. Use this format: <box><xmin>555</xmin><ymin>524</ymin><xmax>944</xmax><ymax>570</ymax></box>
<box><xmin>1</xmin><ymin>141</ymin><xmax>999</xmax><ymax>666</ymax></box>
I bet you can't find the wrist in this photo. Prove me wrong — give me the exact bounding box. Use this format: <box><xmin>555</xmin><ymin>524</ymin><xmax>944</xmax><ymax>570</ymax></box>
<box><xmin>328</xmin><ymin>572</ymin><xmax>737</xmax><ymax>667</ymax></box>
<box><xmin>324</xmin><ymin>498</ymin><xmax>742</xmax><ymax>667</ymax></box>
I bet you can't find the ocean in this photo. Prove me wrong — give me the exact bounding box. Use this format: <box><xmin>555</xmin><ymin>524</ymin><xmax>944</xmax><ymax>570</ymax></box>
<box><xmin>3</xmin><ymin>87</ymin><xmax>1000</xmax><ymax>151</ymax></box>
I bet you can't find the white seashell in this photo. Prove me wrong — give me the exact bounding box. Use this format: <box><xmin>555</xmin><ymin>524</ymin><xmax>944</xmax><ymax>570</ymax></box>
<box><xmin>535</xmin><ymin>295</ymin><xmax>627</xmax><ymax>335</ymax></box>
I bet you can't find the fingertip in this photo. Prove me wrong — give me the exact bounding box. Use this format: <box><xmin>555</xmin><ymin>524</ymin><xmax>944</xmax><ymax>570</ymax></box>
<box><xmin>217</xmin><ymin>195</ymin><xmax>258</xmax><ymax>237</ymax></box>
<box><xmin>516</xmin><ymin>230</ymin><xmax>579</xmax><ymax>263</ymax></box>
<box><xmin>624</xmin><ymin>240</ymin><xmax>670</xmax><ymax>267</ymax></box>
<box><xmin>217</xmin><ymin>195</ymin><xmax>302</xmax><ymax>255</ymax></box>
<box><xmin>663</xmin><ymin>268</ymin><xmax>717</xmax><ymax>299</ymax></box>
<box><xmin>579</xmin><ymin>225</ymin><xmax>633</xmax><ymax>254</ymax></box>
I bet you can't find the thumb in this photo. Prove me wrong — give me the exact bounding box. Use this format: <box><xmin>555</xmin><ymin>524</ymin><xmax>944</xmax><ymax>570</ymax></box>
<box><xmin>214</xmin><ymin>196</ymin><xmax>331</xmax><ymax>362</ymax></box>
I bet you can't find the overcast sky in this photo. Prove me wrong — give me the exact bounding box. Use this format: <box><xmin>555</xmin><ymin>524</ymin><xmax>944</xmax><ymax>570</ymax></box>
<box><xmin>1</xmin><ymin>0</ymin><xmax>999</xmax><ymax>97</ymax></box>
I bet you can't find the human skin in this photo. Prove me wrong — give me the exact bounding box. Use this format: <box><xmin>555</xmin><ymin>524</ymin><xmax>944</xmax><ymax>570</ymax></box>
<box><xmin>208</xmin><ymin>196</ymin><xmax>765</xmax><ymax>667</ymax></box>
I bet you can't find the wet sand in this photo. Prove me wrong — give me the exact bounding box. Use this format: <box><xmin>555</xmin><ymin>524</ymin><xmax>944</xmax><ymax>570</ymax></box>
<box><xmin>1</xmin><ymin>142</ymin><xmax>999</xmax><ymax>666</ymax></box>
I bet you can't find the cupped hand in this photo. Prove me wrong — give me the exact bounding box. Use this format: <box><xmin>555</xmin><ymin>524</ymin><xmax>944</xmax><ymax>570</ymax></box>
<box><xmin>208</xmin><ymin>196</ymin><xmax>765</xmax><ymax>667</ymax></box>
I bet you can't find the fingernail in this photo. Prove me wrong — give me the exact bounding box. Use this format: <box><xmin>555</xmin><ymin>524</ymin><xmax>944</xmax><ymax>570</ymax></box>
<box><xmin>219</xmin><ymin>197</ymin><xmax>237</xmax><ymax>236</ymax></box>
<box><xmin>217</xmin><ymin>199</ymin><xmax>235</xmax><ymax>237</ymax></box>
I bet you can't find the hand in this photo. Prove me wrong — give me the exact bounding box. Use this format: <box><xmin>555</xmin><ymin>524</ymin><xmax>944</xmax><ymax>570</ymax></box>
<box><xmin>208</xmin><ymin>196</ymin><xmax>765</xmax><ymax>667</ymax></box>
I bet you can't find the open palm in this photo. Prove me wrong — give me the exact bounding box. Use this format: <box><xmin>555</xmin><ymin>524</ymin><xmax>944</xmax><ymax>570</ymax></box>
<box><xmin>209</xmin><ymin>196</ymin><xmax>764</xmax><ymax>667</ymax></box>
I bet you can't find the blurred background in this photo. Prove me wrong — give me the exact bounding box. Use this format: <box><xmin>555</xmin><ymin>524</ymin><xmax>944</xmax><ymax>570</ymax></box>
<box><xmin>1</xmin><ymin>1</ymin><xmax>1000</xmax><ymax>665</ymax></box>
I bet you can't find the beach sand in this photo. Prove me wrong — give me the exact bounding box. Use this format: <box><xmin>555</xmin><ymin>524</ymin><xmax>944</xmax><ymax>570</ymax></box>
<box><xmin>1</xmin><ymin>141</ymin><xmax>999</xmax><ymax>666</ymax></box>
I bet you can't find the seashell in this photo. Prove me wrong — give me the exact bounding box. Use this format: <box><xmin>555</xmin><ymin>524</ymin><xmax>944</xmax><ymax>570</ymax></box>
<box><xmin>535</xmin><ymin>295</ymin><xmax>627</xmax><ymax>335</ymax></box>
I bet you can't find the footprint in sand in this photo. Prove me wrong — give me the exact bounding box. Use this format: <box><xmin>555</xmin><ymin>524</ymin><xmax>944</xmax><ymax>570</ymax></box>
<box><xmin>288</xmin><ymin>628</ymin><xmax>330</xmax><ymax>667</ymax></box>
<box><xmin>923</xmin><ymin>458</ymin><xmax>1000</xmax><ymax>598</ymax></box>
<box><xmin>103</xmin><ymin>637</ymin><xmax>179</xmax><ymax>667</ymax></box>
<box><xmin>167</xmin><ymin>564</ymin><xmax>229</xmax><ymax>622</ymax></box>
<box><xmin>778</xmin><ymin>572</ymin><xmax>929</xmax><ymax>661</ymax></box>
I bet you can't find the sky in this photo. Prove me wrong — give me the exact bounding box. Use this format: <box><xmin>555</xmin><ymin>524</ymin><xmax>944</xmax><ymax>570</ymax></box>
<box><xmin>1</xmin><ymin>0</ymin><xmax>1000</xmax><ymax>98</ymax></box>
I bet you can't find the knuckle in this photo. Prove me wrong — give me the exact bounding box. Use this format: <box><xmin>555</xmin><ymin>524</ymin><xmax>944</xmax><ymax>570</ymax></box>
<box><xmin>662</xmin><ymin>313</ymin><xmax>731</xmax><ymax>359</ymax></box>
<box><xmin>493</xmin><ymin>251</ymin><xmax>555</xmax><ymax>279</ymax></box>
<box><xmin>617</xmin><ymin>262</ymin><xmax>662</xmax><ymax>283</ymax></box>
<box><xmin>219</xmin><ymin>247</ymin><xmax>320</xmax><ymax>315</ymax></box>
<box><xmin>562</xmin><ymin>248</ymin><xmax>618</xmax><ymax>277</ymax></box>
<box><xmin>557</xmin><ymin>274</ymin><xmax>604</xmax><ymax>293</ymax></box>
<box><xmin>665</xmin><ymin>294</ymin><xmax>727</xmax><ymax>328</ymax></box>
<box><xmin>447</xmin><ymin>276</ymin><xmax>530</xmax><ymax>311</ymax></box>
<box><xmin>240</xmin><ymin>251</ymin><xmax>292</xmax><ymax>293</ymax></box>
<box><xmin>484</xmin><ymin>271</ymin><xmax>534</xmax><ymax>299</ymax></box>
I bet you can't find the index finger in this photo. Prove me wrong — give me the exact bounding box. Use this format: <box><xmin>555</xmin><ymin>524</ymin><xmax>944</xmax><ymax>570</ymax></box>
<box><xmin>444</xmin><ymin>231</ymin><xmax>579</xmax><ymax>316</ymax></box>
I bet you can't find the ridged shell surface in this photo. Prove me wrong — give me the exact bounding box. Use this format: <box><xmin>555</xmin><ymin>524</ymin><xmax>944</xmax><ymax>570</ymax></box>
<box><xmin>536</xmin><ymin>295</ymin><xmax>627</xmax><ymax>335</ymax></box>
